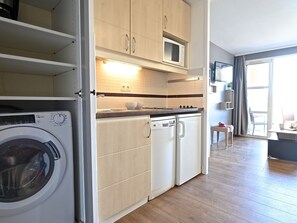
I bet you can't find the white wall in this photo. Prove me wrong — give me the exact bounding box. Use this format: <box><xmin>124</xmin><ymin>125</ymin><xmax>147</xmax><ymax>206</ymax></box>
<box><xmin>209</xmin><ymin>42</ymin><xmax>234</xmax><ymax>142</ymax></box>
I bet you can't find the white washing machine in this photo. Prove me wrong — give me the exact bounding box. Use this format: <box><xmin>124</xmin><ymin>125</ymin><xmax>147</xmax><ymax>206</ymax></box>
<box><xmin>0</xmin><ymin>111</ymin><xmax>74</xmax><ymax>223</ymax></box>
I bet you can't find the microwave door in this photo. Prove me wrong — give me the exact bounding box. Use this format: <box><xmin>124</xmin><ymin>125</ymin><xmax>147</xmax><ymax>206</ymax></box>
<box><xmin>171</xmin><ymin>44</ymin><xmax>180</xmax><ymax>62</ymax></box>
<box><xmin>164</xmin><ymin>42</ymin><xmax>180</xmax><ymax>65</ymax></box>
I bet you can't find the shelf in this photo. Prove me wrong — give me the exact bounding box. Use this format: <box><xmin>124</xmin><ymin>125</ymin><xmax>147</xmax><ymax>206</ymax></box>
<box><xmin>219</xmin><ymin>89</ymin><xmax>234</xmax><ymax>110</ymax></box>
<box><xmin>21</xmin><ymin>0</ymin><xmax>62</xmax><ymax>11</ymax></box>
<box><xmin>209</xmin><ymin>84</ymin><xmax>217</xmax><ymax>94</ymax></box>
<box><xmin>0</xmin><ymin>96</ymin><xmax>77</xmax><ymax>101</ymax></box>
<box><xmin>0</xmin><ymin>17</ymin><xmax>75</xmax><ymax>54</ymax></box>
<box><xmin>0</xmin><ymin>53</ymin><xmax>76</xmax><ymax>75</ymax></box>
<box><xmin>219</xmin><ymin>102</ymin><xmax>233</xmax><ymax>110</ymax></box>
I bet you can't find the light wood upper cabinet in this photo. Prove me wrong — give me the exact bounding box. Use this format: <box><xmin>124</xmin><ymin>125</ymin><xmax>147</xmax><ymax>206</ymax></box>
<box><xmin>130</xmin><ymin>0</ymin><xmax>162</xmax><ymax>62</ymax></box>
<box><xmin>163</xmin><ymin>0</ymin><xmax>191</xmax><ymax>42</ymax></box>
<box><xmin>94</xmin><ymin>0</ymin><xmax>130</xmax><ymax>54</ymax></box>
<box><xmin>94</xmin><ymin>0</ymin><xmax>162</xmax><ymax>62</ymax></box>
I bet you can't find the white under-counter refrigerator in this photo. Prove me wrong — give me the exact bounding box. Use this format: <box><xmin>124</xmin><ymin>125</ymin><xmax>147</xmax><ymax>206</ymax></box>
<box><xmin>176</xmin><ymin>113</ymin><xmax>202</xmax><ymax>185</ymax></box>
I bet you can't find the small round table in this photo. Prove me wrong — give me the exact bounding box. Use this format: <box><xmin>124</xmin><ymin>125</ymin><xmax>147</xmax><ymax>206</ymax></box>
<box><xmin>211</xmin><ymin>125</ymin><xmax>234</xmax><ymax>147</ymax></box>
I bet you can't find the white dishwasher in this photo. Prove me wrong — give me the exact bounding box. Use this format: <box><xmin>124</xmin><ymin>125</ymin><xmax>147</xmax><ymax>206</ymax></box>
<box><xmin>149</xmin><ymin>116</ymin><xmax>176</xmax><ymax>200</ymax></box>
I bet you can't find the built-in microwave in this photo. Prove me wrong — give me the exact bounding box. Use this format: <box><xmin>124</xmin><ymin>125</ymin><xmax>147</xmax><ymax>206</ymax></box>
<box><xmin>163</xmin><ymin>37</ymin><xmax>185</xmax><ymax>67</ymax></box>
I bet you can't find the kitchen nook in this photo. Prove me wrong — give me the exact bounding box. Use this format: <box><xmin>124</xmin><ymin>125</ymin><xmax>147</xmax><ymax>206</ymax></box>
<box><xmin>94</xmin><ymin>0</ymin><xmax>209</xmax><ymax>222</ymax></box>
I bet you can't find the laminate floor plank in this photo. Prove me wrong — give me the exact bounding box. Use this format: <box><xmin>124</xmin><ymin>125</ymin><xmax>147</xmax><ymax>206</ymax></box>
<box><xmin>116</xmin><ymin>137</ymin><xmax>297</xmax><ymax>223</ymax></box>
<box><xmin>155</xmin><ymin>187</ymin><xmax>248</xmax><ymax>223</ymax></box>
<box><xmin>208</xmin><ymin>164</ymin><xmax>297</xmax><ymax>197</ymax></box>
<box><xmin>205</xmin><ymin>169</ymin><xmax>297</xmax><ymax>207</ymax></box>
<box><xmin>178</xmin><ymin>179</ymin><xmax>282</xmax><ymax>223</ymax></box>
<box><xmin>189</xmin><ymin>174</ymin><xmax>297</xmax><ymax>214</ymax></box>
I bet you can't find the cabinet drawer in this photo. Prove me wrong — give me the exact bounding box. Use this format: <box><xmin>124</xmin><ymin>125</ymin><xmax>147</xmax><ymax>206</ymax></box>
<box><xmin>98</xmin><ymin>171</ymin><xmax>150</xmax><ymax>221</ymax></box>
<box><xmin>97</xmin><ymin>116</ymin><xmax>151</xmax><ymax>156</ymax></box>
<box><xmin>98</xmin><ymin>145</ymin><xmax>151</xmax><ymax>190</ymax></box>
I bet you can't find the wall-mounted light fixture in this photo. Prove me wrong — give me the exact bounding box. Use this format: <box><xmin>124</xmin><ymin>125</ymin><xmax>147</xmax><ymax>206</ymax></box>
<box><xmin>102</xmin><ymin>60</ymin><xmax>142</xmax><ymax>76</ymax></box>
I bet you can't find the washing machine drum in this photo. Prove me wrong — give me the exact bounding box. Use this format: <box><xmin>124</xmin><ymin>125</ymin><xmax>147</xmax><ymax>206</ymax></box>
<box><xmin>0</xmin><ymin>127</ymin><xmax>66</xmax><ymax>216</ymax></box>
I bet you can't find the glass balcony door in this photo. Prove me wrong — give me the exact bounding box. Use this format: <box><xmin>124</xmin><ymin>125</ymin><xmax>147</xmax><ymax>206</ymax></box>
<box><xmin>246</xmin><ymin>61</ymin><xmax>272</xmax><ymax>137</ymax></box>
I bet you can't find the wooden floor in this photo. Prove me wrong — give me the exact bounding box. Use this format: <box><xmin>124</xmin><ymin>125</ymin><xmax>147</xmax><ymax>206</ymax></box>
<box><xmin>116</xmin><ymin>137</ymin><xmax>297</xmax><ymax>223</ymax></box>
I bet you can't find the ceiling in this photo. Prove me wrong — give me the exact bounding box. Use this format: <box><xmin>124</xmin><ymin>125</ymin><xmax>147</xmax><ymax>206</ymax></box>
<box><xmin>210</xmin><ymin>0</ymin><xmax>297</xmax><ymax>56</ymax></box>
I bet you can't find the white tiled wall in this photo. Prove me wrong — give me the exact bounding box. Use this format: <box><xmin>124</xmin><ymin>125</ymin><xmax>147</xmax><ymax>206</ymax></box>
<box><xmin>97</xmin><ymin>96</ymin><xmax>166</xmax><ymax>109</ymax></box>
<box><xmin>168</xmin><ymin>97</ymin><xmax>203</xmax><ymax>108</ymax></box>
<box><xmin>96</xmin><ymin>59</ymin><xmax>168</xmax><ymax>108</ymax></box>
<box><xmin>167</xmin><ymin>79</ymin><xmax>204</xmax><ymax>108</ymax></box>
<box><xmin>167</xmin><ymin>80</ymin><xmax>203</xmax><ymax>95</ymax></box>
<box><xmin>96</xmin><ymin>59</ymin><xmax>204</xmax><ymax>109</ymax></box>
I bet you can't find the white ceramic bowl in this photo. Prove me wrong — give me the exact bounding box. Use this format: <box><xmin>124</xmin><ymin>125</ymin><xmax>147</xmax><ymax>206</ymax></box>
<box><xmin>125</xmin><ymin>102</ymin><xmax>137</xmax><ymax>110</ymax></box>
<box><xmin>135</xmin><ymin>102</ymin><xmax>143</xmax><ymax>110</ymax></box>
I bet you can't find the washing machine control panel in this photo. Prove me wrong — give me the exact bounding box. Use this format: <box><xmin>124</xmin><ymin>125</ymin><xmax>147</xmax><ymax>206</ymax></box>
<box><xmin>0</xmin><ymin>115</ymin><xmax>35</xmax><ymax>126</ymax></box>
<box><xmin>34</xmin><ymin>112</ymin><xmax>70</xmax><ymax>127</ymax></box>
<box><xmin>0</xmin><ymin>111</ymin><xmax>71</xmax><ymax>128</ymax></box>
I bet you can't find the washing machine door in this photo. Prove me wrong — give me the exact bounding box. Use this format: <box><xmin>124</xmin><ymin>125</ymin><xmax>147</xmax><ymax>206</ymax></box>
<box><xmin>0</xmin><ymin>126</ymin><xmax>66</xmax><ymax>216</ymax></box>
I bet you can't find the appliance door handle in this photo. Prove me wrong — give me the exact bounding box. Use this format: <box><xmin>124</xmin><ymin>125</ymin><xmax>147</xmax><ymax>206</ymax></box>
<box><xmin>178</xmin><ymin>121</ymin><xmax>185</xmax><ymax>138</ymax></box>
<box><xmin>146</xmin><ymin>121</ymin><xmax>151</xmax><ymax>138</ymax></box>
<box><xmin>44</xmin><ymin>141</ymin><xmax>61</xmax><ymax>160</ymax></box>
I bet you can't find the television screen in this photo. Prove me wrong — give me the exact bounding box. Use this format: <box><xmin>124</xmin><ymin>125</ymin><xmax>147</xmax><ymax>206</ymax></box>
<box><xmin>214</xmin><ymin>61</ymin><xmax>233</xmax><ymax>82</ymax></box>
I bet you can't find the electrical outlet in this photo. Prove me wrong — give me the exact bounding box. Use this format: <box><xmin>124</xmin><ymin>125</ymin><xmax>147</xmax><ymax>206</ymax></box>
<box><xmin>120</xmin><ymin>83</ymin><xmax>131</xmax><ymax>92</ymax></box>
<box><xmin>126</xmin><ymin>84</ymin><xmax>131</xmax><ymax>92</ymax></box>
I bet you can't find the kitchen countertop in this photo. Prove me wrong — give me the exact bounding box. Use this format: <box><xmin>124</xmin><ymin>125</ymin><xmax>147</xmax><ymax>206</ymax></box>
<box><xmin>96</xmin><ymin>107</ymin><xmax>204</xmax><ymax>118</ymax></box>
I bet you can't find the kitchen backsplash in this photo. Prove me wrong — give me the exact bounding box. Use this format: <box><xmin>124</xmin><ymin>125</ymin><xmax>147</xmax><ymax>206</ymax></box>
<box><xmin>96</xmin><ymin>59</ymin><xmax>168</xmax><ymax>109</ymax></box>
<box><xmin>167</xmin><ymin>79</ymin><xmax>204</xmax><ymax>108</ymax></box>
<box><xmin>96</xmin><ymin>59</ymin><xmax>204</xmax><ymax>109</ymax></box>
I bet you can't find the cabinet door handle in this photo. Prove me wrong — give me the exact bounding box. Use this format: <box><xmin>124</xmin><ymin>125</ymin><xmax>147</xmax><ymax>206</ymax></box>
<box><xmin>146</xmin><ymin>121</ymin><xmax>151</xmax><ymax>138</ymax></box>
<box><xmin>125</xmin><ymin>34</ymin><xmax>129</xmax><ymax>52</ymax></box>
<box><xmin>132</xmin><ymin>37</ymin><xmax>136</xmax><ymax>53</ymax></box>
<box><xmin>164</xmin><ymin>15</ymin><xmax>168</xmax><ymax>29</ymax></box>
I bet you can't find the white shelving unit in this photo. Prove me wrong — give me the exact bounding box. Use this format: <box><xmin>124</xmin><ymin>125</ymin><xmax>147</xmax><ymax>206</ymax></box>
<box><xmin>0</xmin><ymin>0</ymin><xmax>79</xmax><ymax>100</ymax></box>
<box><xmin>0</xmin><ymin>1</ymin><xmax>94</xmax><ymax>222</ymax></box>
<box><xmin>219</xmin><ymin>89</ymin><xmax>234</xmax><ymax>110</ymax></box>
<box><xmin>0</xmin><ymin>0</ymin><xmax>85</xmax><ymax>220</ymax></box>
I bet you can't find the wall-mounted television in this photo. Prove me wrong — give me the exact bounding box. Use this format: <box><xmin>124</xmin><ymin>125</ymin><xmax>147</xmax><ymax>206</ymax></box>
<box><xmin>214</xmin><ymin>61</ymin><xmax>233</xmax><ymax>83</ymax></box>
